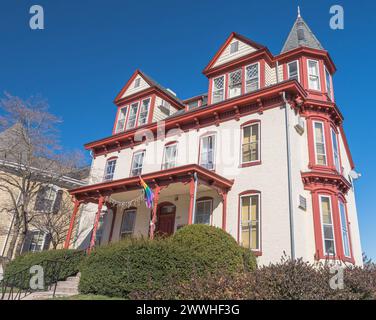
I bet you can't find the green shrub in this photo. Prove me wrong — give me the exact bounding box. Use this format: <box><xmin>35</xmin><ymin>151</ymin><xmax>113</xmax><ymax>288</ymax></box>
<box><xmin>79</xmin><ymin>225</ymin><xmax>253</xmax><ymax>298</ymax></box>
<box><xmin>3</xmin><ymin>249</ymin><xmax>84</xmax><ymax>289</ymax></box>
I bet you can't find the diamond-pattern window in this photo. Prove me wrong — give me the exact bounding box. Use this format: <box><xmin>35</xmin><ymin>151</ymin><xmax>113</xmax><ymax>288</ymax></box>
<box><xmin>246</xmin><ymin>64</ymin><xmax>259</xmax><ymax>93</ymax></box>
<box><xmin>229</xmin><ymin>69</ymin><xmax>242</xmax><ymax>98</ymax></box>
<box><xmin>212</xmin><ymin>76</ymin><xmax>225</xmax><ymax>103</ymax></box>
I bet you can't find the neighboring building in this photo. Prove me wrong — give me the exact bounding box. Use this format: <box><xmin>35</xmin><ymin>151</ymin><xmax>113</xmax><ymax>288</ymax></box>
<box><xmin>68</xmin><ymin>11</ymin><xmax>363</xmax><ymax>266</ymax></box>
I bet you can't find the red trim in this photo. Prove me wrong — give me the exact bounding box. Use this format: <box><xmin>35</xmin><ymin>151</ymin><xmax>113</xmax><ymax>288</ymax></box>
<box><xmin>64</xmin><ymin>200</ymin><xmax>80</xmax><ymax>249</ymax></box>
<box><xmin>89</xmin><ymin>196</ymin><xmax>104</xmax><ymax>252</ymax></box>
<box><xmin>114</xmin><ymin>69</ymin><xmax>140</xmax><ymax>102</ymax></box>
<box><xmin>240</xmin><ymin>119</ymin><xmax>260</xmax><ymax>128</ymax></box>
<box><xmin>188</xmin><ymin>177</ymin><xmax>195</xmax><ymax>225</ymax></box>
<box><xmin>164</xmin><ymin>140</ymin><xmax>178</xmax><ymax>146</ymax></box>
<box><xmin>108</xmin><ymin>206</ymin><xmax>117</xmax><ymax>243</ymax></box>
<box><xmin>260</xmin><ymin>59</ymin><xmax>266</xmax><ymax>88</ymax></box>
<box><xmin>240</xmin><ymin>161</ymin><xmax>261</xmax><ymax>168</ymax></box>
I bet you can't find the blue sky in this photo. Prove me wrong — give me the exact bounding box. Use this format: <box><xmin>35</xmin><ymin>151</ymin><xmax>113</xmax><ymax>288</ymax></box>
<box><xmin>0</xmin><ymin>0</ymin><xmax>375</xmax><ymax>259</ymax></box>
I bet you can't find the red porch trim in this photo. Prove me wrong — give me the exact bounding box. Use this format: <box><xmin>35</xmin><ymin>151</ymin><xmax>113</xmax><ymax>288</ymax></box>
<box><xmin>64</xmin><ymin>199</ymin><xmax>81</xmax><ymax>249</ymax></box>
<box><xmin>89</xmin><ymin>196</ymin><xmax>104</xmax><ymax>252</ymax></box>
<box><xmin>188</xmin><ymin>177</ymin><xmax>195</xmax><ymax>225</ymax></box>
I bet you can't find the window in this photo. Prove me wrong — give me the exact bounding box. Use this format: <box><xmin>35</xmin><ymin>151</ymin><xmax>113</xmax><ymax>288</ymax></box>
<box><xmin>241</xmin><ymin>123</ymin><xmax>260</xmax><ymax>163</ymax></box>
<box><xmin>95</xmin><ymin>215</ymin><xmax>105</xmax><ymax>246</ymax></box>
<box><xmin>162</xmin><ymin>143</ymin><xmax>178</xmax><ymax>170</ymax></box>
<box><xmin>331</xmin><ymin>129</ymin><xmax>340</xmax><ymax>173</ymax></box>
<box><xmin>319</xmin><ymin>196</ymin><xmax>336</xmax><ymax>256</ymax></box>
<box><xmin>212</xmin><ymin>76</ymin><xmax>225</xmax><ymax>103</ymax></box>
<box><xmin>313</xmin><ymin>122</ymin><xmax>327</xmax><ymax>165</ymax></box>
<box><xmin>228</xmin><ymin>69</ymin><xmax>242</xmax><ymax>98</ymax></box>
<box><xmin>134</xmin><ymin>78</ymin><xmax>141</xmax><ymax>88</ymax></box>
<box><xmin>199</xmin><ymin>135</ymin><xmax>215</xmax><ymax>170</ymax></box>
<box><xmin>339</xmin><ymin>200</ymin><xmax>351</xmax><ymax>257</ymax></box>
<box><xmin>126</xmin><ymin>102</ymin><xmax>139</xmax><ymax>129</ymax></box>
<box><xmin>120</xmin><ymin>209</ymin><xmax>136</xmax><ymax>238</ymax></box>
<box><xmin>131</xmin><ymin>151</ymin><xmax>145</xmax><ymax>176</ymax></box>
<box><xmin>230</xmin><ymin>41</ymin><xmax>239</xmax><ymax>54</ymax></box>
<box><xmin>187</xmin><ymin>100</ymin><xmax>199</xmax><ymax>110</ymax></box>
<box><xmin>103</xmin><ymin>158</ymin><xmax>117</xmax><ymax>181</ymax></box>
<box><xmin>307</xmin><ymin>60</ymin><xmax>320</xmax><ymax>90</ymax></box>
<box><xmin>287</xmin><ymin>60</ymin><xmax>299</xmax><ymax>81</ymax></box>
<box><xmin>241</xmin><ymin>194</ymin><xmax>260</xmax><ymax>251</ymax></box>
<box><xmin>34</xmin><ymin>186</ymin><xmax>57</xmax><ymax>212</ymax></box>
<box><xmin>194</xmin><ymin>199</ymin><xmax>212</xmax><ymax>225</ymax></box>
<box><xmin>23</xmin><ymin>231</ymin><xmax>49</xmax><ymax>253</ymax></box>
<box><xmin>245</xmin><ymin>63</ymin><xmax>259</xmax><ymax>93</ymax></box>
<box><xmin>115</xmin><ymin>106</ymin><xmax>128</xmax><ymax>133</ymax></box>
<box><xmin>159</xmin><ymin>100</ymin><xmax>171</xmax><ymax>116</ymax></box>
<box><xmin>137</xmin><ymin>98</ymin><xmax>151</xmax><ymax>126</ymax></box>
<box><xmin>325</xmin><ymin>67</ymin><xmax>332</xmax><ymax>100</ymax></box>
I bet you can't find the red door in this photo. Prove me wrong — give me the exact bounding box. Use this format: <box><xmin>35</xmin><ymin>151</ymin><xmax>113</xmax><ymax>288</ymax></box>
<box><xmin>156</xmin><ymin>203</ymin><xmax>176</xmax><ymax>236</ymax></box>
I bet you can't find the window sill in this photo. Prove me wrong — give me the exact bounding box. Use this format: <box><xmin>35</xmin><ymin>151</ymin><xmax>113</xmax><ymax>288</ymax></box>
<box><xmin>252</xmin><ymin>250</ymin><xmax>262</xmax><ymax>257</ymax></box>
<box><xmin>240</xmin><ymin>161</ymin><xmax>261</xmax><ymax>168</ymax></box>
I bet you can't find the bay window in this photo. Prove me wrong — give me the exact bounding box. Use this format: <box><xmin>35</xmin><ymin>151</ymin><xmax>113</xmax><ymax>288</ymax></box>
<box><xmin>245</xmin><ymin>63</ymin><xmax>259</xmax><ymax>93</ymax></box>
<box><xmin>120</xmin><ymin>209</ymin><xmax>136</xmax><ymax>238</ymax></box>
<box><xmin>325</xmin><ymin>67</ymin><xmax>332</xmax><ymax>100</ymax></box>
<box><xmin>199</xmin><ymin>135</ymin><xmax>215</xmax><ymax>170</ymax></box>
<box><xmin>137</xmin><ymin>98</ymin><xmax>151</xmax><ymax>126</ymax></box>
<box><xmin>313</xmin><ymin>121</ymin><xmax>327</xmax><ymax>165</ymax></box>
<box><xmin>339</xmin><ymin>201</ymin><xmax>351</xmax><ymax>257</ymax></box>
<box><xmin>319</xmin><ymin>195</ymin><xmax>336</xmax><ymax>256</ymax></box>
<box><xmin>287</xmin><ymin>60</ymin><xmax>299</xmax><ymax>81</ymax></box>
<box><xmin>307</xmin><ymin>60</ymin><xmax>320</xmax><ymax>90</ymax></box>
<box><xmin>115</xmin><ymin>106</ymin><xmax>128</xmax><ymax>133</ymax></box>
<box><xmin>103</xmin><ymin>158</ymin><xmax>117</xmax><ymax>181</ymax></box>
<box><xmin>331</xmin><ymin>128</ymin><xmax>341</xmax><ymax>173</ymax></box>
<box><xmin>241</xmin><ymin>193</ymin><xmax>260</xmax><ymax>251</ymax></box>
<box><xmin>126</xmin><ymin>102</ymin><xmax>139</xmax><ymax>129</ymax></box>
<box><xmin>241</xmin><ymin>123</ymin><xmax>260</xmax><ymax>164</ymax></box>
<box><xmin>131</xmin><ymin>151</ymin><xmax>145</xmax><ymax>176</ymax></box>
<box><xmin>212</xmin><ymin>76</ymin><xmax>225</xmax><ymax>103</ymax></box>
<box><xmin>162</xmin><ymin>143</ymin><xmax>178</xmax><ymax>170</ymax></box>
<box><xmin>194</xmin><ymin>198</ymin><xmax>212</xmax><ymax>225</ymax></box>
<box><xmin>228</xmin><ymin>69</ymin><xmax>242</xmax><ymax>98</ymax></box>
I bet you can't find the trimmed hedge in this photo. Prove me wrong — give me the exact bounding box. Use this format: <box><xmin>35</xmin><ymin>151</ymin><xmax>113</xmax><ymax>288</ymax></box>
<box><xmin>3</xmin><ymin>249</ymin><xmax>84</xmax><ymax>289</ymax></box>
<box><xmin>79</xmin><ymin>225</ymin><xmax>255</xmax><ymax>298</ymax></box>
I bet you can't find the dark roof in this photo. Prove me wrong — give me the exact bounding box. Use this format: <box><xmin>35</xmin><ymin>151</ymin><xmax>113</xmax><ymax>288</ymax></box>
<box><xmin>138</xmin><ymin>70</ymin><xmax>185</xmax><ymax>106</ymax></box>
<box><xmin>281</xmin><ymin>12</ymin><xmax>324</xmax><ymax>53</ymax></box>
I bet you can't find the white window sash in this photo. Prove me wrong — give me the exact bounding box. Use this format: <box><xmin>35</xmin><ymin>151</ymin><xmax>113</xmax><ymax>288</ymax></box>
<box><xmin>126</xmin><ymin>103</ymin><xmax>139</xmax><ymax>129</ymax></box>
<box><xmin>137</xmin><ymin>98</ymin><xmax>151</xmax><ymax>126</ymax></box>
<box><xmin>120</xmin><ymin>209</ymin><xmax>136</xmax><ymax>237</ymax></box>
<box><xmin>212</xmin><ymin>76</ymin><xmax>225</xmax><ymax>103</ymax></box>
<box><xmin>313</xmin><ymin>121</ymin><xmax>327</xmax><ymax>165</ymax></box>
<box><xmin>287</xmin><ymin>60</ymin><xmax>300</xmax><ymax>81</ymax></box>
<box><xmin>319</xmin><ymin>195</ymin><xmax>336</xmax><ymax>256</ymax></box>
<box><xmin>307</xmin><ymin>59</ymin><xmax>321</xmax><ymax>91</ymax></box>
<box><xmin>115</xmin><ymin>106</ymin><xmax>128</xmax><ymax>133</ymax></box>
<box><xmin>104</xmin><ymin>159</ymin><xmax>117</xmax><ymax>181</ymax></box>
<box><xmin>245</xmin><ymin>63</ymin><xmax>259</xmax><ymax>93</ymax></box>
<box><xmin>241</xmin><ymin>123</ymin><xmax>260</xmax><ymax>164</ymax></box>
<box><xmin>228</xmin><ymin>69</ymin><xmax>242</xmax><ymax>98</ymax></box>
<box><xmin>331</xmin><ymin>129</ymin><xmax>340</xmax><ymax>173</ymax></box>
<box><xmin>325</xmin><ymin>67</ymin><xmax>332</xmax><ymax>99</ymax></box>
<box><xmin>339</xmin><ymin>201</ymin><xmax>351</xmax><ymax>258</ymax></box>
<box><xmin>162</xmin><ymin>144</ymin><xmax>177</xmax><ymax>169</ymax></box>
<box><xmin>199</xmin><ymin>135</ymin><xmax>216</xmax><ymax>170</ymax></box>
<box><xmin>131</xmin><ymin>152</ymin><xmax>145</xmax><ymax>176</ymax></box>
<box><xmin>194</xmin><ymin>199</ymin><xmax>212</xmax><ymax>225</ymax></box>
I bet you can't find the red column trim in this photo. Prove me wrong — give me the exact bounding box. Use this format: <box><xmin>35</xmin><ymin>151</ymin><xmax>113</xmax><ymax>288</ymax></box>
<box><xmin>149</xmin><ymin>186</ymin><xmax>160</xmax><ymax>239</ymax></box>
<box><xmin>260</xmin><ymin>59</ymin><xmax>266</xmax><ymax>88</ymax></box>
<box><xmin>188</xmin><ymin>177</ymin><xmax>195</xmax><ymax>225</ymax></box>
<box><xmin>89</xmin><ymin>196</ymin><xmax>104</xmax><ymax>252</ymax></box>
<box><xmin>64</xmin><ymin>199</ymin><xmax>81</xmax><ymax>249</ymax></box>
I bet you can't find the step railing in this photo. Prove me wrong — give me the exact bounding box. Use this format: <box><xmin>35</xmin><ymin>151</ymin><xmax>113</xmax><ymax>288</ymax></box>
<box><xmin>0</xmin><ymin>251</ymin><xmax>84</xmax><ymax>300</ymax></box>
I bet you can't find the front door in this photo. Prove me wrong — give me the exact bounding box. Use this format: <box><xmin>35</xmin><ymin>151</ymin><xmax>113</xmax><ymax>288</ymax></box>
<box><xmin>156</xmin><ymin>202</ymin><xmax>176</xmax><ymax>236</ymax></box>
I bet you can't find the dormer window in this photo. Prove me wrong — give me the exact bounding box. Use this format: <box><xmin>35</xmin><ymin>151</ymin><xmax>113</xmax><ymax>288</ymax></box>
<box><xmin>307</xmin><ymin>60</ymin><xmax>320</xmax><ymax>91</ymax></box>
<box><xmin>228</xmin><ymin>69</ymin><xmax>242</xmax><ymax>98</ymax></box>
<box><xmin>230</xmin><ymin>41</ymin><xmax>239</xmax><ymax>54</ymax></box>
<box><xmin>212</xmin><ymin>75</ymin><xmax>225</xmax><ymax>103</ymax></box>
<box><xmin>245</xmin><ymin>63</ymin><xmax>259</xmax><ymax>93</ymax></box>
<box><xmin>138</xmin><ymin>98</ymin><xmax>151</xmax><ymax>126</ymax></box>
<box><xmin>134</xmin><ymin>78</ymin><xmax>141</xmax><ymax>88</ymax></box>
<box><xmin>126</xmin><ymin>102</ymin><xmax>139</xmax><ymax>130</ymax></box>
<box><xmin>287</xmin><ymin>60</ymin><xmax>299</xmax><ymax>82</ymax></box>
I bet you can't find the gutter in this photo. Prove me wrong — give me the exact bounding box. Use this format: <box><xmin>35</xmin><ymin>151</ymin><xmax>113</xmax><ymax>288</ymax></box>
<box><xmin>281</xmin><ymin>91</ymin><xmax>296</xmax><ymax>260</ymax></box>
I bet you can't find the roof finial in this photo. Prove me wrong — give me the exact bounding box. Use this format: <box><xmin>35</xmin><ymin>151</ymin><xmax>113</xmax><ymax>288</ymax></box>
<box><xmin>297</xmin><ymin>6</ymin><xmax>301</xmax><ymax>18</ymax></box>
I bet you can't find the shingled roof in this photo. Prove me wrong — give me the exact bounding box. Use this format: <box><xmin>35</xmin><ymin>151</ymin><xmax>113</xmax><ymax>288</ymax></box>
<box><xmin>281</xmin><ymin>8</ymin><xmax>324</xmax><ymax>54</ymax></box>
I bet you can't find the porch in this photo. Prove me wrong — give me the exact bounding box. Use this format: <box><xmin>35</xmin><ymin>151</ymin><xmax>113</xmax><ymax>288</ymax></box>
<box><xmin>65</xmin><ymin>164</ymin><xmax>233</xmax><ymax>250</ymax></box>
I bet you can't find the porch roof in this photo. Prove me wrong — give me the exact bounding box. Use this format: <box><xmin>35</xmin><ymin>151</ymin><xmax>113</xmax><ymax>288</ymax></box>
<box><xmin>69</xmin><ymin>164</ymin><xmax>234</xmax><ymax>202</ymax></box>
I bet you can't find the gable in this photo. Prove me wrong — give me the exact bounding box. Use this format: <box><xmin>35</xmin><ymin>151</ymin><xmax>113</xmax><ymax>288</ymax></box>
<box><xmin>212</xmin><ymin>38</ymin><xmax>258</xmax><ymax>68</ymax></box>
<box><xmin>120</xmin><ymin>74</ymin><xmax>150</xmax><ymax>99</ymax></box>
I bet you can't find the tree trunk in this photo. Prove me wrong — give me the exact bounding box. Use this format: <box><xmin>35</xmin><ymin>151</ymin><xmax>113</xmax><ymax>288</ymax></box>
<box><xmin>13</xmin><ymin>230</ymin><xmax>26</xmax><ymax>258</ymax></box>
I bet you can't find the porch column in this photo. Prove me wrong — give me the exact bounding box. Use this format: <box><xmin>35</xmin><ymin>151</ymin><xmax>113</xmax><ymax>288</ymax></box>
<box><xmin>108</xmin><ymin>205</ymin><xmax>117</xmax><ymax>243</ymax></box>
<box><xmin>222</xmin><ymin>191</ymin><xmax>228</xmax><ymax>231</ymax></box>
<box><xmin>89</xmin><ymin>195</ymin><xmax>104</xmax><ymax>252</ymax></box>
<box><xmin>64</xmin><ymin>199</ymin><xmax>81</xmax><ymax>249</ymax></box>
<box><xmin>188</xmin><ymin>177</ymin><xmax>195</xmax><ymax>225</ymax></box>
<box><xmin>149</xmin><ymin>186</ymin><xmax>160</xmax><ymax>240</ymax></box>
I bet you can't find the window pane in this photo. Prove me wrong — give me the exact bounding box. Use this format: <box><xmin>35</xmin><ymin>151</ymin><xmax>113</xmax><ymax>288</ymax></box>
<box><xmin>229</xmin><ymin>69</ymin><xmax>242</xmax><ymax>98</ymax></box>
<box><xmin>325</xmin><ymin>69</ymin><xmax>332</xmax><ymax>99</ymax></box>
<box><xmin>230</xmin><ymin>41</ymin><xmax>239</xmax><ymax>54</ymax></box>
<box><xmin>104</xmin><ymin>159</ymin><xmax>116</xmax><ymax>181</ymax></box>
<box><xmin>213</xmin><ymin>76</ymin><xmax>224</xmax><ymax>103</ymax></box>
<box><xmin>245</xmin><ymin>64</ymin><xmax>259</xmax><ymax>93</ymax></box>
<box><xmin>331</xmin><ymin>129</ymin><xmax>340</xmax><ymax>172</ymax></box>
<box><xmin>163</xmin><ymin>144</ymin><xmax>177</xmax><ymax>169</ymax></box>
<box><xmin>121</xmin><ymin>210</ymin><xmax>136</xmax><ymax>238</ymax></box>
<box><xmin>242</xmin><ymin>124</ymin><xmax>259</xmax><ymax>163</ymax></box>
<box><xmin>320</xmin><ymin>196</ymin><xmax>336</xmax><ymax>256</ymax></box>
<box><xmin>195</xmin><ymin>200</ymin><xmax>212</xmax><ymax>225</ymax></box>
<box><xmin>339</xmin><ymin>201</ymin><xmax>351</xmax><ymax>257</ymax></box>
<box><xmin>131</xmin><ymin>152</ymin><xmax>144</xmax><ymax>176</ymax></box>
<box><xmin>288</xmin><ymin>61</ymin><xmax>299</xmax><ymax>81</ymax></box>
<box><xmin>308</xmin><ymin>60</ymin><xmax>320</xmax><ymax>90</ymax></box>
<box><xmin>200</xmin><ymin>135</ymin><xmax>215</xmax><ymax>170</ymax></box>
<box><xmin>138</xmin><ymin>99</ymin><xmax>150</xmax><ymax>126</ymax></box>
<box><xmin>126</xmin><ymin>103</ymin><xmax>138</xmax><ymax>129</ymax></box>
<box><xmin>115</xmin><ymin>107</ymin><xmax>128</xmax><ymax>133</ymax></box>
<box><xmin>241</xmin><ymin>195</ymin><xmax>259</xmax><ymax>250</ymax></box>
<box><xmin>314</xmin><ymin>122</ymin><xmax>326</xmax><ymax>165</ymax></box>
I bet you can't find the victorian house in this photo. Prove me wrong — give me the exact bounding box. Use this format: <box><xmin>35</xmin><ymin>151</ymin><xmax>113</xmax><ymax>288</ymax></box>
<box><xmin>67</xmin><ymin>12</ymin><xmax>363</xmax><ymax>266</ymax></box>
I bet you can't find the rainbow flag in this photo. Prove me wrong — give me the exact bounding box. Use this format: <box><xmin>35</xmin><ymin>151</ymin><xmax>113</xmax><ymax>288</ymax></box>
<box><xmin>139</xmin><ymin>176</ymin><xmax>154</xmax><ymax>209</ymax></box>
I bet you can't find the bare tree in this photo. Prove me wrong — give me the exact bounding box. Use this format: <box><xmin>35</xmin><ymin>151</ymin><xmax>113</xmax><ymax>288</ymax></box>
<box><xmin>0</xmin><ymin>93</ymin><xmax>85</xmax><ymax>258</ymax></box>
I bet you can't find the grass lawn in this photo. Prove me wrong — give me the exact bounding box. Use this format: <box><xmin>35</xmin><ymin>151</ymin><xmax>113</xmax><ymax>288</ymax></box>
<box><xmin>52</xmin><ymin>294</ymin><xmax>126</xmax><ymax>300</ymax></box>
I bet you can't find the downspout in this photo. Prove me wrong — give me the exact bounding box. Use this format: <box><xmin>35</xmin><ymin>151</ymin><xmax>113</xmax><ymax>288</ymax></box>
<box><xmin>191</xmin><ymin>172</ymin><xmax>198</xmax><ymax>224</ymax></box>
<box><xmin>282</xmin><ymin>91</ymin><xmax>296</xmax><ymax>260</ymax></box>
